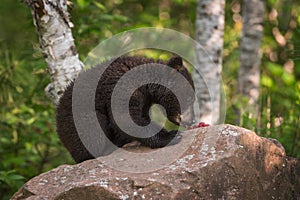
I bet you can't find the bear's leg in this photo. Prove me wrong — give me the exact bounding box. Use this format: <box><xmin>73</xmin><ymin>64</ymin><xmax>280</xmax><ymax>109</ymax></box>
<box><xmin>137</xmin><ymin>124</ymin><xmax>182</xmax><ymax>148</ymax></box>
<box><xmin>108</xmin><ymin>127</ymin><xmax>135</xmax><ymax>147</ymax></box>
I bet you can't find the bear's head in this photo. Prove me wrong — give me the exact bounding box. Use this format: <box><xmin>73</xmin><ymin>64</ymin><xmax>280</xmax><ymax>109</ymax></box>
<box><xmin>163</xmin><ymin>56</ymin><xmax>195</xmax><ymax>128</ymax></box>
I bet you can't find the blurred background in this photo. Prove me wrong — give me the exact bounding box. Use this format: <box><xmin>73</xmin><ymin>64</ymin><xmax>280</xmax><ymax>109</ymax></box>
<box><xmin>0</xmin><ymin>0</ymin><xmax>299</xmax><ymax>198</ymax></box>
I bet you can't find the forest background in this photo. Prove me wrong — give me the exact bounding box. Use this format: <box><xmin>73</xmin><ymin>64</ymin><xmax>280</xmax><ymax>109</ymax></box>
<box><xmin>0</xmin><ymin>0</ymin><xmax>299</xmax><ymax>199</ymax></box>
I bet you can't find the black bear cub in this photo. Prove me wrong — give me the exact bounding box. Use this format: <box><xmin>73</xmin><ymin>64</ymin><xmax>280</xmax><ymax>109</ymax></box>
<box><xmin>56</xmin><ymin>56</ymin><xmax>195</xmax><ymax>163</ymax></box>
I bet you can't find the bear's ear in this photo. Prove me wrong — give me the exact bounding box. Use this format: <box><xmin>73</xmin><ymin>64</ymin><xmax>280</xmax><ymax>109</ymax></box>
<box><xmin>167</xmin><ymin>56</ymin><xmax>183</xmax><ymax>71</ymax></box>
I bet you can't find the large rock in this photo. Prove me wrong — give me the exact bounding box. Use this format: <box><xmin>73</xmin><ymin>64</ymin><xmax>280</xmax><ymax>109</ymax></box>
<box><xmin>12</xmin><ymin>124</ymin><xmax>300</xmax><ymax>200</ymax></box>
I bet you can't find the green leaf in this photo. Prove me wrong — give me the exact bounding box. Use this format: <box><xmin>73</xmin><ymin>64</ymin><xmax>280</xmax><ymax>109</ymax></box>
<box><xmin>7</xmin><ymin>174</ymin><xmax>24</xmax><ymax>181</ymax></box>
<box><xmin>93</xmin><ymin>1</ymin><xmax>106</xmax><ymax>11</ymax></box>
<box><xmin>113</xmin><ymin>15</ymin><xmax>128</xmax><ymax>22</ymax></box>
<box><xmin>266</xmin><ymin>62</ymin><xmax>283</xmax><ymax>76</ymax></box>
<box><xmin>282</xmin><ymin>73</ymin><xmax>295</xmax><ymax>85</ymax></box>
<box><xmin>99</xmin><ymin>14</ymin><xmax>114</xmax><ymax>21</ymax></box>
<box><xmin>0</xmin><ymin>170</ymin><xmax>24</xmax><ymax>187</ymax></box>
<box><xmin>26</xmin><ymin>117</ymin><xmax>35</xmax><ymax>125</ymax></box>
<box><xmin>77</xmin><ymin>0</ymin><xmax>91</xmax><ymax>8</ymax></box>
<box><xmin>261</xmin><ymin>75</ymin><xmax>274</xmax><ymax>88</ymax></box>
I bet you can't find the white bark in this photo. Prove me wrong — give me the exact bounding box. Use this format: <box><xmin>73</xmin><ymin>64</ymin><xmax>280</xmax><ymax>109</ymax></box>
<box><xmin>194</xmin><ymin>0</ymin><xmax>225</xmax><ymax>124</ymax></box>
<box><xmin>238</xmin><ymin>0</ymin><xmax>264</xmax><ymax>116</ymax></box>
<box><xmin>24</xmin><ymin>0</ymin><xmax>83</xmax><ymax>105</ymax></box>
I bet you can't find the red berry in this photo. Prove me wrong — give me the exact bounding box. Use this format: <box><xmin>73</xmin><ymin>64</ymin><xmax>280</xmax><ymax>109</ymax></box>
<box><xmin>187</xmin><ymin>122</ymin><xmax>210</xmax><ymax>129</ymax></box>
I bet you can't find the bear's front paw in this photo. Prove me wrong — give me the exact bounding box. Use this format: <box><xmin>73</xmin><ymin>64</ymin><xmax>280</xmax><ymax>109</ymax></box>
<box><xmin>139</xmin><ymin>129</ymin><xmax>183</xmax><ymax>148</ymax></box>
<box><xmin>166</xmin><ymin>130</ymin><xmax>182</xmax><ymax>146</ymax></box>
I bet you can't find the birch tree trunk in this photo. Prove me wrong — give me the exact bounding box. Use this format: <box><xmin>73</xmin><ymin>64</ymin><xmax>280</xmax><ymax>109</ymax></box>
<box><xmin>194</xmin><ymin>0</ymin><xmax>225</xmax><ymax>124</ymax></box>
<box><xmin>238</xmin><ymin>0</ymin><xmax>265</xmax><ymax>120</ymax></box>
<box><xmin>24</xmin><ymin>0</ymin><xmax>83</xmax><ymax>105</ymax></box>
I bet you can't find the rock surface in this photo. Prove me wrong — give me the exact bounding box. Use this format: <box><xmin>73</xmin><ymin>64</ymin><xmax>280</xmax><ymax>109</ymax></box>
<box><xmin>12</xmin><ymin>124</ymin><xmax>300</xmax><ymax>200</ymax></box>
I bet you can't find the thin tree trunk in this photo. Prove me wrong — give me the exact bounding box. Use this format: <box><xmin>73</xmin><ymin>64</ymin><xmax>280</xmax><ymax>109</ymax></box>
<box><xmin>194</xmin><ymin>0</ymin><xmax>225</xmax><ymax>124</ymax></box>
<box><xmin>24</xmin><ymin>0</ymin><xmax>83</xmax><ymax>105</ymax></box>
<box><xmin>238</xmin><ymin>0</ymin><xmax>264</xmax><ymax>122</ymax></box>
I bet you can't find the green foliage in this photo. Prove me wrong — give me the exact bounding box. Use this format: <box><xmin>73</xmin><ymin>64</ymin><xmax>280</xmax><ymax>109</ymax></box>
<box><xmin>0</xmin><ymin>48</ymin><xmax>74</xmax><ymax>200</ymax></box>
<box><xmin>259</xmin><ymin>60</ymin><xmax>300</xmax><ymax>157</ymax></box>
<box><xmin>223</xmin><ymin>0</ymin><xmax>300</xmax><ymax>158</ymax></box>
<box><xmin>0</xmin><ymin>0</ymin><xmax>300</xmax><ymax>198</ymax></box>
<box><xmin>0</xmin><ymin>1</ymin><xmax>74</xmax><ymax>199</ymax></box>
<box><xmin>0</xmin><ymin>170</ymin><xmax>24</xmax><ymax>195</ymax></box>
